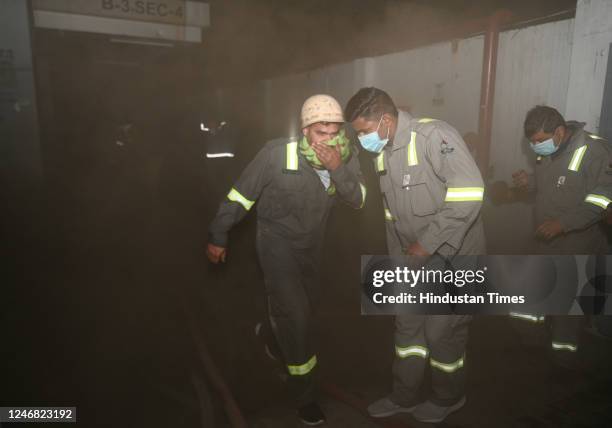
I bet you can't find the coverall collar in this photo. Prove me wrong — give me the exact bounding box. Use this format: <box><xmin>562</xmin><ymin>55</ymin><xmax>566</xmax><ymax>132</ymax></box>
<box><xmin>390</xmin><ymin>110</ymin><xmax>414</xmax><ymax>151</ymax></box>
<box><xmin>551</xmin><ymin>121</ymin><xmax>587</xmax><ymax>159</ymax></box>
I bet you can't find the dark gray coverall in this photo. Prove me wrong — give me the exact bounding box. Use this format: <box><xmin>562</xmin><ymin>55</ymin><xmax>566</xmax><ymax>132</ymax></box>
<box><xmin>514</xmin><ymin>122</ymin><xmax>612</xmax><ymax>364</ymax></box>
<box><xmin>375</xmin><ymin>111</ymin><xmax>485</xmax><ymax>407</ymax></box>
<box><xmin>209</xmin><ymin>137</ymin><xmax>365</xmax><ymax>404</ymax></box>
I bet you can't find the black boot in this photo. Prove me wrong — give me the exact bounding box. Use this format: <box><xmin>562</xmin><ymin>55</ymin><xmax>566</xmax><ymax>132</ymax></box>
<box><xmin>297</xmin><ymin>402</ymin><xmax>326</xmax><ymax>426</ymax></box>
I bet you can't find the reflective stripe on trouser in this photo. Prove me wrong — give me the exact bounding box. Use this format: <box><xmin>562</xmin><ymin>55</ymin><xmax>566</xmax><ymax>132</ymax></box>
<box><xmin>510</xmin><ymin>314</ymin><xmax>581</xmax><ymax>363</ymax></box>
<box><xmin>550</xmin><ymin>316</ymin><xmax>581</xmax><ymax>368</ymax></box>
<box><xmin>430</xmin><ymin>355</ymin><xmax>465</xmax><ymax>373</ymax></box>
<box><xmin>256</xmin><ymin>231</ymin><xmax>320</xmax><ymax>406</ymax></box>
<box><xmin>392</xmin><ymin>315</ymin><xmax>470</xmax><ymax>407</ymax></box>
<box><xmin>288</xmin><ymin>355</ymin><xmax>317</xmax><ymax>375</ymax></box>
<box><xmin>509</xmin><ymin>312</ymin><xmax>545</xmax><ymax>323</ymax></box>
<box><xmin>395</xmin><ymin>345</ymin><xmax>428</xmax><ymax>358</ymax></box>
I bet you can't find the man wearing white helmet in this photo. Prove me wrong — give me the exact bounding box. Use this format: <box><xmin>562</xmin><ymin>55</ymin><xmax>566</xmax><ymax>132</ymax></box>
<box><xmin>207</xmin><ymin>94</ymin><xmax>366</xmax><ymax>425</ymax></box>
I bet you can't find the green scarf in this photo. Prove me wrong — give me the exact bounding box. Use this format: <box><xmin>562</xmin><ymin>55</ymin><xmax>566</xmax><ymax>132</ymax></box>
<box><xmin>299</xmin><ymin>129</ymin><xmax>351</xmax><ymax>170</ymax></box>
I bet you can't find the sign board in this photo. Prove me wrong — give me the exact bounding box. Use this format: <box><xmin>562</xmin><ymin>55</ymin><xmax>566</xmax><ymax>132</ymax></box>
<box><xmin>32</xmin><ymin>0</ymin><xmax>209</xmax><ymax>43</ymax></box>
<box><xmin>32</xmin><ymin>0</ymin><xmax>192</xmax><ymax>26</ymax></box>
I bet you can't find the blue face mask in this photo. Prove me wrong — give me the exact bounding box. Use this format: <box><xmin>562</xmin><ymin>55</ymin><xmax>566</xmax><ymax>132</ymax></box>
<box><xmin>358</xmin><ymin>115</ymin><xmax>389</xmax><ymax>153</ymax></box>
<box><xmin>530</xmin><ymin>138</ymin><xmax>559</xmax><ymax>156</ymax></box>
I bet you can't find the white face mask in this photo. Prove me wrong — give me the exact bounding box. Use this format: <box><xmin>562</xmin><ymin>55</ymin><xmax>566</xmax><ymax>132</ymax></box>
<box><xmin>530</xmin><ymin>137</ymin><xmax>559</xmax><ymax>156</ymax></box>
<box><xmin>358</xmin><ymin>115</ymin><xmax>389</xmax><ymax>153</ymax></box>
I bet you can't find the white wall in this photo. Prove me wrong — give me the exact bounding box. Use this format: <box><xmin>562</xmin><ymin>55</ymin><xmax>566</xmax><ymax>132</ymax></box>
<box><xmin>262</xmin><ymin>62</ymin><xmax>357</xmax><ymax>140</ymax></box>
<box><xmin>565</xmin><ymin>0</ymin><xmax>612</xmax><ymax>132</ymax></box>
<box><xmin>356</xmin><ymin>36</ymin><xmax>485</xmax><ymax>136</ymax></box>
<box><xmin>257</xmin><ymin>18</ymin><xmax>576</xmax><ymax>180</ymax></box>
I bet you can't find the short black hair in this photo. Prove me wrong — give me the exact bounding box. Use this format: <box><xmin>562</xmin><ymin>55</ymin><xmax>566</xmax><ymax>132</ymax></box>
<box><xmin>345</xmin><ymin>87</ymin><xmax>398</xmax><ymax>122</ymax></box>
<box><xmin>524</xmin><ymin>105</ymin><xmax>566</xmax><ymax>138</ymax></box>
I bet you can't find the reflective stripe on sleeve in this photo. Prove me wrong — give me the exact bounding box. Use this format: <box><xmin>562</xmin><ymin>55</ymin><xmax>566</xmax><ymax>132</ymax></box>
<box><xmin>568</xmin><ymin>145</ymin><xmax>587</xmax><ymax>172</ymax></box>
<box><xmin>418</xmin><ymin>118</ymin><xmax>437</xmax><ymax>123</ymax></box>
<box><xmin>444</xmin><ymin>187</ymin><xmax>484</xmax><ymax>202</ymax></box>
<box><xmin>287</xmin><ymin>355</ymin><xmax>317</xmax><ymax>376</ymax></box>
<box><xmin>552</xmin><ymin>342</ymin><xmax>577</xmax><ymax>352</ymax></box>
<box><xmin>227</xmin><ymin>187</ymin><xmax>255</xmax><ymax>211</ymax></box>
<box><xmin>286</xmin><ymin>141</ymin><xmax>299</xmax><ymax>171</ymax></box>
<box><xmin>585</xmin><ymin>194</ymin><xmax>611</xmax><ymax>209</ymax></box>
<box><xmin>395</xmin><ymin>345</ymin><xmax>428</xmax><ymax>359</ymax></box>
<box><xmin>430</xmin><ymin>356</ymin><xmax>465</xmax><ymax>373</ymax></box>
<box><xmin>407</xmin><ymin>131</ymin><xmax>418</xmax><ymax>166</ymax></box>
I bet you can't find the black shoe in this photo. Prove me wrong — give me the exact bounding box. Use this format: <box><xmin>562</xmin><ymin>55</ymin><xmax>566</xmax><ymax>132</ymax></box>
<box><xmin>297</xmin><ymin>402</ymin><xmax>326</xmax><ymax>426</ymax></box>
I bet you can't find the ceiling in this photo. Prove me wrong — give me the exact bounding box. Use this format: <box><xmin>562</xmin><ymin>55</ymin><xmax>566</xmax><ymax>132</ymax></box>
<box><xmin>201</xmin><ymin>0</ymin><xmax>577</xmax><ymax>85</ymax></box>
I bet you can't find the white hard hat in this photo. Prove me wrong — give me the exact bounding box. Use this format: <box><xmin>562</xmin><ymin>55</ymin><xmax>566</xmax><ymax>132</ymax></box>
<box><xmin>300</xmin><ymin>94</ymin><xmax>344</xmax><ymax>129</ymax></box>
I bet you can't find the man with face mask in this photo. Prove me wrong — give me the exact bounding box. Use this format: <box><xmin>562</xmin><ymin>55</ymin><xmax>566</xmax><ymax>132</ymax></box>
<box><xmin>207</xmin><ymin>94</ymin><xmax>365</xmax><ymax>426</ymax></box>
<box><xmin>345</xmin><ymin>87</ymin><xmax>485</xmax><ymax>423</ymax></box>
<box><xmin>511</xmin><ymin>105</ymin><xmax>612</xmax><ymax>369</ymax></box>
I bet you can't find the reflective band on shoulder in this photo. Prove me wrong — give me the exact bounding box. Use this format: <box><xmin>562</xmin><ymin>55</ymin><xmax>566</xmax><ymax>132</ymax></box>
<box><xmin>286</xmin><ymin>141</ymin><xmax>299</xmax><ymax>171</ymax></box>
<box><xmin>376</xmin><ymin>152</ymin><xmax>386</xmax><ymax>172</ymax></box>
<box><xmin>430</xmin><ymin>356</ymin><xmax>464</xmax><ymax>373</ymax></box>
<box><xmin>585</xmin><ymin>194</ymin><xmax>611</xmax><ymax>209</ymax></box>
<box><xmin>287</xmin><ymin>355</ymin><xmax>317</xmax><ymax>376</ymax></box>
<box><xmin>227</xmin><ymin>187</ymin><xmax>255</xmax><ymax>211</ymax></box>
<box><xmin>359</xmin><ymin>183</ymin><xmax>367</xmax><ymax>208</ymax></box>
<box><xmin>445</xmin><ymin>187</ymin><xmax>484</xmax><ymax>202</ymax></box>
<box><xmin>395</xmin><ymin>345</ymin><xmax>428</xmax><ymax>359</ymax></box>
<box><xmin>418</xmin><ymin>118</ymin><xmax>437</xmax><ymax>123</ymax></box>
<box><xmin>552</xmin><ymin>342</ymin><xmax>577</xmax><ymax>352</ymax></box>
<box><xmin>407</xmin><ymin>131</ymin><xmax>418</xmax><ymax>166</ymax></box>
<box><xmin>590</xmin><ymin>134</ymin><xmax>604</xmax><ymax>140</ymax></box>
<box><xmin>568</xmin><ymin>145</ymin><xmax>587</xmax><ymax>172</ymax></box>
<box><xmin>509</xmin><ymin>312</ymin><xmax>545</xmax><ymax>323</ymax></box>
<box><xmin>384</xmin><ymin>208</ymin><xmax>394</xmax><ymax>221</ymax></box>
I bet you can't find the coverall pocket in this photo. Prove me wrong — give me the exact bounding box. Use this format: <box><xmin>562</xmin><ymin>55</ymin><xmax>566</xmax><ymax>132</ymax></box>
<box><xmin>406</xmin><ymin>169</ymin><xmax>437</xmax><ymax>217</ymax></box>
<box><xmin>268</xmin><ymin>176</ymin><xmax>305</xmax><ymax>219</ymax></box>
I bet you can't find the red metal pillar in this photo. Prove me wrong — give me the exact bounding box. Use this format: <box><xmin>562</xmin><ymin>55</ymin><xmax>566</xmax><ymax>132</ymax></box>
<box><xmin>477</xmin><ymin>10</ymin><xmax>513</xmax><ymax>180</ymax></box>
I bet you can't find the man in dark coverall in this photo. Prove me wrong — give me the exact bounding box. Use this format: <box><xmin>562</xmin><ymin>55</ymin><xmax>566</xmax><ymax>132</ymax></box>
<box><xmin>511</xmin><ymin>105</ymin><xmax>612</xmax><ymax>369</ymax></box>
<box><xmin>346</xmin><ymin>87</ymin><xmax>485</xmax><ymax>424</ymax></box>
<box><xmin>206</xmin><ymin>94</ymin><xmax>366</xmax><ymax>426</ymax></box>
